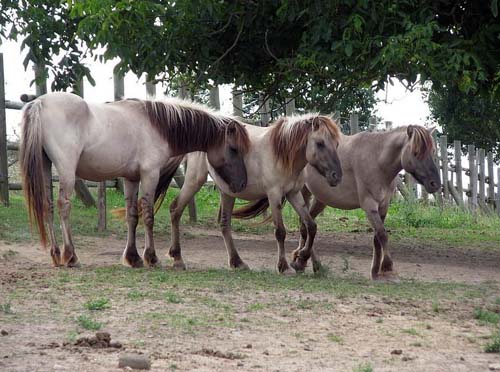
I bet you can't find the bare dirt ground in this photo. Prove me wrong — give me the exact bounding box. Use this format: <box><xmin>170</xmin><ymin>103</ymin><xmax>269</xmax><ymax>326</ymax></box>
<box><xmin>1</xmin><ymin>228</ymin><xmax>500</xmax><ymax>372</ymax></box>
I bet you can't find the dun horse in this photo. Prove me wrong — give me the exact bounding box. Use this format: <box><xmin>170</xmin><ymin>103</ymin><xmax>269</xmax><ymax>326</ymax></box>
<box><xmin>165</xmin><ymin>115</ymin><xmax>342</xmax><ymax>273</ymax></box>
<box><xmin>20</xmin><ymin>92</ymin><xmax>250</xmax><ymax>268</ymax></box>
<box><xmin>298</xmin><ymin>125</ymin><xmax>441</xmax><ymax>279</ymax></box>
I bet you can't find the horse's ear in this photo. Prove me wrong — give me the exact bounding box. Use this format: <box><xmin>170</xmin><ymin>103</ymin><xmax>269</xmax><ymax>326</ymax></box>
<box><xmin>407</xmin><ymin>125</ymin><xmax>415</xmax><ymax>138</ymax></box>
<box><xmin>427</xmin><ymin>126</ymin><xmax>437</xmax><ymax>135</ymax></box>
<box><xmin>226</xmin><ymin>121</ymin><xmax>237</xmax><ymax>135</ymax></box>
<box><xmin>312</xmin><ymin>117</ymin><xmax>321</xmax><ymax>131</ymax></box>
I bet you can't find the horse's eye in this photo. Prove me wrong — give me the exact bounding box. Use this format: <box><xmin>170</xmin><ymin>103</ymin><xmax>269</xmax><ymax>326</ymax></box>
<box><xmin>229</xmin><ymin>147</ymin><xmax>238</xmax><ymax>154</ymax></box>
<box><xmin>316</xmin><ymin>141</ymin><xmax>325</xmax><ymax>149</ymax></box>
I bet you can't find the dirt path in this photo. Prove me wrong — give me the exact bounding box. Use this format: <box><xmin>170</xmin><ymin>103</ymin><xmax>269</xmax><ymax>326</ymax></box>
<box><xmin>1</xmin><ymin>229</ymin><xmax>499</xmax><ymax>372</ymax></box>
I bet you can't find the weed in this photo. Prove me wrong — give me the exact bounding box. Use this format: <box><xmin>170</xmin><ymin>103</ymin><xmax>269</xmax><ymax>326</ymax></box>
<box><xmin>165</xmin><ymin>291</ymin><xmax>183</xmax><ymax>304</ymax></box>
<box><xmin>84</xmin><ymin>298</ymin><xmax>110</xmax><ymax>311</ymax></box>
<box><xmin>0</xmin><ymin>302</ymin><xmax>13</xmax><ymax>314</ymax></box>
<box><xmin>432</xmin><ymin>301</ymin><xmax>440</xmax><ymax>313</ymax></box>
<box><xmin>353</xmin><ymin>362</ymin><xmax>373</xmax><ymax>372</ymax></box>
<box><xmin>402</xmin><ymin>328</ymin><xmax>419</xmax><ymax>336</ymax></box>
<box><xmin>77</xmin><ymin>315</ymin><xmax>102</xmax><ymax>330</ymax></box>
<box><xmin>484</xmin><ymin>332</ymin><xmax>500</xmax><ymax>353</ymax></box>
<box><xmin>474</xmin><ymin>308</ymin><xmax>500</xmax><ymax>325</ymax></box>
<box><xmin>327</xmin><ymin>333</ymin><xmax>344</xmax><ymax>344</ymax></box>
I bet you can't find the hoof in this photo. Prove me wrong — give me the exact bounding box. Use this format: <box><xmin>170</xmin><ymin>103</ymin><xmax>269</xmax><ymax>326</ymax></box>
<box><xmin>379</xmin><ymin>271</ymin><xmax>400</xmax><ymax>282</ymax></box>
<box><xmin>144</xmin><ymin>257</ymin><xmax>160</xmax><ymax>268</ymax></box>
<box><xmin>64</xmin><ymin>253</ymin><xmax>80</xmax><ymax>268</ymax></box>
<box><xmin>122</xmin><ymin>255</ymin><xmax>144</xmax><ymax>268</ymax></box>
<box><xmin>291</xmin><ymin>248</ymin><xmax>300</xmax><ymax>261</ymax></box>
<box><xmin>172</xmin><ymin>259</ymin><xmax>187</xmax><ymax>271</ymax></box>
<box><xmin>229</xmin><ymin>257</ymin><xmax>250</xmax><ymax>270</ymax></box>
<box><xmin>280</xmin><ymin>267</ymin><xmax>296</xmax><ymax>276</ymax></box>
<box><xmin>312</xmin><ymin>261</ymin><xmax>323</xmax><ymax>273</ymax></box>
<box><xmin>290</xmin><ymin>257</ymin><xmax>307</xmax><ymax>273</ymax></box>
<box><xmin>230</xmin><ymin>262</ymin><xmax>250</xmax><ymax>271</ymax></box>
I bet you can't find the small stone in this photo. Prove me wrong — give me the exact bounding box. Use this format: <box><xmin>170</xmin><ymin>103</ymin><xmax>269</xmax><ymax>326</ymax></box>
<box><xmin>402</xmin><ymin>356</ymin><xmax>413</xmax><ymax>362</ymax></box>
<box><xmin>1</xmin><ymin>330</ymin><xmax>8</xmax><ymax>336</ymax></box>
<box><xmin>489</xmin><ymin>363</ymin><xmax>500</xmax><ymax>371</ymax></box>
<box><xmin>110</xmin><ymin>341</ymin><xmax>122</xmax><ymax>349</ymax></box>
<box><xmin>263</xmin><ymin>350</ymin><xmax>269</xmax><ymax>356</ymax></box>
<box><xmin>303</xmin><ymin>345</ymin><xmax>312</xmax><ymax>351</ymax></box>
<box><xmin>118</xmin><ymin>353</ymin><xmax>151</xmax><ymax>370</ymax></box>
<box><xmin>391</xmin><ymin>349</ymin><xmax>403</xmax><ymax>355</ymax></box>
<box><xmin>244</xmin><ymin>344</ymin><xmax>252</xmax><ymax>349</ymax></box>
<box><xmin>237</xmin><ymin>362</ymin><xmax>244</xmax><ymax>367</ymax></box>
<box><xmin>460</xmin><ymin>357</ymin><xmax>465</xmax><ymax>361</ymax></box>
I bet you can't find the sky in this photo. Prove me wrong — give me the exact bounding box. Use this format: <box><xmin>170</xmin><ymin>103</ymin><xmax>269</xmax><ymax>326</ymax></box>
<box><xmin>1</xmin><ymin>39</ymin><xmax>432</xmax><ymax>141</ymax></box>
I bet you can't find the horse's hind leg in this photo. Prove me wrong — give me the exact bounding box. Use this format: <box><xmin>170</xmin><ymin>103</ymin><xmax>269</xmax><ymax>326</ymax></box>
<box><xmin>43</xmin><ymin>153</ymin><xmax>61</xmax><ymax>267</ymax></box>
<box><xmin>288</xmin><ymin>191</ymin><xmax>318</xmax><ymax>273</ymax></box>
<box><xmin>140</xmin><ymin>170</ymin><xmax>160</xmax><ymax>267</ymax></box>
<box><xmin>122</xmin><ymin>180</ymin><xmax>143</xmax><ymax>268</ymax></box>
<box><xmin>293</xmin><ymin>196</ymin><xmax>326</xmax><ymax>272</ymax></box>
<box><xmin>219</xmin><ymin>192</ymin><xmax>249</xmax><ymax>270</ymax></box>
<box><xmin>267</xmin><ymin>192</ymin><xmax>293</xmax><ymax>275</ymax></box>
<box><xmin>377</xmin><ymin>204</ymin><xmax>394</xmax><ymax>274</ymax></box>
<box><xmin>362</xmin><ymin>200</ymin><xmax>390</xmax><ymax>280</ymax></box>
<box><xmin>57</xmin><ymin>172</ymin><xmax>79</xmax><ymax>267</ymax></box>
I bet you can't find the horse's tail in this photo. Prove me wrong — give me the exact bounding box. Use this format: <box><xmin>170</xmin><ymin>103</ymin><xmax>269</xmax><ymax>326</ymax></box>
<box><xmin>19</xmin><ymin>99</ymin><xmax>49</xmax><ymax>247</ymax></box>
<box><xmin>232</xmin><ymin>198</ymin><xmax>272</xmax><ymax>223</ymax></box>
<box><xmin>112</xmin><ymin>156</ymin><xmax>184</xmax><ymax>221</ymax></box>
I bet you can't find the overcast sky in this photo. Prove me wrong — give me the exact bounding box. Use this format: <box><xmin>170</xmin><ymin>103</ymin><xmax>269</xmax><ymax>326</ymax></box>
<box><xmin>1</xmin><ymin>39</ymin><xmax>431</xmax><ymax>140</ymax></box>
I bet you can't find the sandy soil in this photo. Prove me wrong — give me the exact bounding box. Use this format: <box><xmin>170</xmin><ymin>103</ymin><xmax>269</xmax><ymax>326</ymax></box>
<box><xmin>1</xmin><ymin>228</ymin><xmax>499</xmax><ymax>372</ymax></box>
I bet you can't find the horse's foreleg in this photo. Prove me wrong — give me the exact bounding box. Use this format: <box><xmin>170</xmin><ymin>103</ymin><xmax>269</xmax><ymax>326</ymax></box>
<box><xmin>122</xmin><ymin>180</ymin><xmax>143</xmax><ymax>268</ymax></box>
<box><xmin>43</xmin><ymin>154</ymin><xmax>60</xmax><ymax>267</ymax></box>
<box><xmin>377</xmin><ymin>204</ymin><xmax>393</xmax><ymax>274</ymax></box>
<box><xmin>362</xmin><ymin>200</ymin><xmax>388</xmax><ymax>280</ymax></box>
<box><xmin>293</xmin><ymin>196</ymin><xmax>325</xmax><ymax>272</ymax></box>
<box><xmin>140</xmin><ymin>171</ymin><xmax>160</xmax><ymax>267</ymax></box>
<box><xmin>169</xmin><ymin>160</ymin><xmax>207</xmax><ymax>270</ymax></box>
<box><xmin>220</xmin><ymin>193</ymin><xmax>249</xmax><ymax>270</ymax></box>
<box><xmin>288</xmin><ymin>191</ymin><xmax>317</xmax><ymax>273</ymax></box>
<box><xmin>267</xmin><ymin>193</ymin><xmax>292</xmax><ymax>274</ymax></box>
<box><xmin>57</xmin><ymin>174</ymin><xmax>79</xmax><ymax>267</ymax></box>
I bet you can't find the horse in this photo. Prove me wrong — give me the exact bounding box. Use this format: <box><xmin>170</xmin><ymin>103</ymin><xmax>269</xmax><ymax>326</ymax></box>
<box><xmin>296</xmin><ymin>125</ymin><xmax>441</xmax><ymax>279</ymax></box>
<box><xmin>164</xmin><ymin>114</ymin><xmax>342</xmax><ymax>273</ymax></box>
<box><xmin>20</xmin><ymin>92</ymin><xmax>250</xmax><ymax>268</ymax></box>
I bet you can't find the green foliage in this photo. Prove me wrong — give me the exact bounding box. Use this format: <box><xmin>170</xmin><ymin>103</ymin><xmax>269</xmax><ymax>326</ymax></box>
<box><xmin>0</xmin><ymin>302</ymin><xmax>14</xmax><ymax>314</ymax></box>
<box><xmin>76</xmin><ymin>315</ymin><xmax>102</xmax><ymax>330</ymax></box>
<box><xmin>426</xmin><ymin>85</ymin><xmax>500</xmax><ymax>160</ymax></box>
<box><xmin>353</xmin><ymin>362</ymin><xmax>373</xmax><ymax>372</ymax></box>
<box><xmin>84</xmin><ymin>298</ymin><xmax>110</xmax><ymax>311</ymax></box>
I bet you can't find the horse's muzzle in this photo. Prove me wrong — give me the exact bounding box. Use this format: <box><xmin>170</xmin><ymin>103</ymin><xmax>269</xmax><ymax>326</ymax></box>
<box><xmin>230</xmin><ymin>180</ymin><xmax>247</xmax><ymax>193</ymax></box>
<box><xmin>326</xmin><ymin>171</ymin><xmax>341</xmax><ymax>187</ymax></box>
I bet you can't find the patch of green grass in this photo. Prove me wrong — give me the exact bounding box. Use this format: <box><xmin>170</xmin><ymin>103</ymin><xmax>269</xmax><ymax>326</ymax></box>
<box><xmin>0</xmin><ymin>302</ymin><xmax>14</xmax><ymax>314</ymax></box>
<box><xmin>247</xmin><ymin>303</ymin><xmax>265</xmax><ymax>312</ymax></box>
<box><xmin>474</xmin><ymin>308</ymin><xmax>500</xmax><ymax>325</ymax></box>
<box><xmin>327</xmin><ymin>333</ymin><xmax>344</xmax><ymax>344</ymax></box>
<box><xmin>164</xmin><ymin>291</ymin><xmax>183</xmax><ymax>304</ymax></box>
<box><xmin>402</xmin><ymin>327</ymin><xmax>419</xmax><ymax>336</ymax></box>
<box><xmin>127</xmin><ymin>290</ymin><xmax>147</xmax><ymax>300</ymax></box>
<box><xmin>410</xmin><ymin>341</ymin><xmax>423</xmax><ymax>347</ymax></box>
<box><xmin>66</xmin><ymin>330</ymin><xmax>79</xmax><ymax>343</ymax></box>
<box><xmin>353</xmin><ymin>362</ymin><xmax>373</xmax><ymax>372</ymax></box>
<box><xmin>495</xmin><ymin>297</ymin><xmax>500</xmax><ymax>305</ymax></box>
<box><xmin>84</xmin><ymin>298</ymin><xmax>110</xmax><ymax>311</ymax></box>
<box><xmin>432</xmin><ymin>301</ymin><xmax>441</xmax><ymax>313</ymax></box>
<box><xmin>77</xmin><ymin>315</ymin><xmax>102</xmax><ymax>330</ymax></box>
<box><xmin>484</xmin><ymin>332</ymin><xmax>500</xmax><ymax>353</ymax></box>
<box><xmin>375</xmin><ymin>318</ymin><xmax>383</xmax><ymax>323</ymax></box>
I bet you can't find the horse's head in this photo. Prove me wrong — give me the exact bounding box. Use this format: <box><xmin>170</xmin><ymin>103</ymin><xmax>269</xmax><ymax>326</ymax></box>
<box><xmin>401</xmin><ymin>125</ymin><xmax>441</xmax><ymax>193</ymax></box>
<box><xmin>306</xmin><ymin>116</ymin><xmax>343</xmax><ymax>187</ymax></box>
<box><xmin>206</xmin><ymin>120</ymin><xmax>250</xmax><ymax>193</ymax></box>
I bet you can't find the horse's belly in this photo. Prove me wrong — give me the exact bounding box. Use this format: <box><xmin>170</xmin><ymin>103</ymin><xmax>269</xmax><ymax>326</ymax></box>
<box><xmin>216</xmin><ymin>180</ymin><xmax>267</xmax><ymax>200</ymax></box>
<box><xmin>77</xmin><ymin>150</ymin><xmax>140</xmax><ymax>181</ymax></box>
<box><xmin>306</xmin><ymin>170</ymin><xmax>360</xmax><ymax>210</ymax></box>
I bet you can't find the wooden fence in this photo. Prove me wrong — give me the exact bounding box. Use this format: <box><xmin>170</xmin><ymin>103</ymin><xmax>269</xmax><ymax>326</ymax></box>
<box><xmin>1</xmin><ymin>52</ymin><xmax>499</xmax><ymax>234</ymax></box>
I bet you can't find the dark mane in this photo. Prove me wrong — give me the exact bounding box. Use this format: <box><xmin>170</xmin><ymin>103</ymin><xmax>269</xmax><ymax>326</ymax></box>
<box><xmin>141</xmin><ymin>98</ymin><xmax>249</xmax><ymax>155</ymax></box>
<box><xmin>270</xmin><ymin>114</ymin><xmax>340</xmax><ymax>174</ymax></box>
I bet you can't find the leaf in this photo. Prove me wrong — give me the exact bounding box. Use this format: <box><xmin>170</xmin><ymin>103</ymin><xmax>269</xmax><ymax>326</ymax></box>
<box><xmin>345</xmin><ymin>42</ymin><xmax>353</xmax><ymax>57</ymax></box>
<box><xmin>492</xmin><ymin>0</ymin><xmax>498</xmax><ymax>17</ymax></box>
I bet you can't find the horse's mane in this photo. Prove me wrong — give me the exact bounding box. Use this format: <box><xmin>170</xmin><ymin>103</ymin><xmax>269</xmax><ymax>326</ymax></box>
<box><xmin>270</xmin><ymin>114</ymin><xmax>340</xmax><ymax>174</ymax></box>
<box><xmin>404</xmin><ymin>125</ymin><xmax>435</xmax><ymax>160</ymax></box>
<box><xmin>139</xmin><ymin>98</ymin><xmax>250</xmax><ymax>155</ymax></box>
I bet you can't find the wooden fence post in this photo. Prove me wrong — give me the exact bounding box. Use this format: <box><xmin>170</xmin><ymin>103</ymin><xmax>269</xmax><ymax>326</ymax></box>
<box><xmin>0</xmin><ymin>53</ymin><xmax>8</xmax><ymax>206</ymax></box>
<box><xmin>113</xmin><ymin>71</ymin><xmax>124</xmax><ymax>101</ymax></box>
<box><xmin>496</xmin><ymin>167</ymin><xmax>500</xmax><ymax>217</ymax></box>
<box><xmin>349</xmin><ymin>113</ymin><xmax>359</xmax><ymax>134</ymax></box>
<box><xmin>34</xmin><ymin>64</ymin><xmax>47</xmax><ymax>96</ymax></box>
<box><xmin>478</xmin><ymin>148</ymin><xmax>486</xmax><ymax>205</ymax></box>
<box><xmin>385</xmin><ymin>121</ymin><xmax>392</xmax><ymax>131</ymax></box>
<box><xmin>468</xmin><ymin>145</ymin><xmax>478</xmax><ymax>211</ymax></box>
<box><xmin>179</xmin><ymin>85</ymin><xmax>197</xmax><ymax>222</ymax></box>
<box><xmin>209</xmin><ymin>86</ymin><xmax>220</xmax><ymax>110</ymax></box>
<box><xmin>368</xmin><ymin>116</ymin><xmax>377</xmax><ymax>131</ymax></box>
<box><xmin>259</xmin><ymin>93</ymin><xmax>270</xmax><ymax>126</ymax></box>
<box><xmin>431</xmin><ymin>131</ymin><xmax>443</xmax><ymax>205</ymax></box>
<box><xmin>97</xmin><ymin>181</ymin><xmax>106</xmax><ymax>232</ymax></box>
<box><xmin>487</xmin><ymin>152</ymin><xmax>495</xmax><ymax>205</ymax></box>
<box><xmin>454</xmin><ymin>140</ymin><xmax>463</xmax><ymax>205</ymax></box>
<box><xmin>285</xmin><ymin>98</ymin><xmax>295</xmax><ymax>117</ymax></box>
<box><xmin>145</xmin><ymin>74</ymin><xmax>156</xmax><ymax>99</ymax></box>
<box><xmin>232</xmin><ymin>90</ymin><xmax>243</xmax><ymax>118</ymax></box>
<box><xmin>440</xmin><ymin>135</ymin><xmax>449</xmax><ymax>201</ymax></box>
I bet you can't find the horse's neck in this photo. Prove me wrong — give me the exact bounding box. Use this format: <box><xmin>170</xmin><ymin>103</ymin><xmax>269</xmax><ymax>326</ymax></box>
<box><xmin>378</xmin><ymin>130</ymin><xmax>407</xmax><ymax>181</ymax></box>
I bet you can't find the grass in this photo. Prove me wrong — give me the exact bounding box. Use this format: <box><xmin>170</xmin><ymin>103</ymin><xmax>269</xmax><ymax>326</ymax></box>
<box><xmin>353</xmin><ymin>362</ymin><xmax>373</xmax><ymax>372</ymax></box>
<box><xmin>473</xmin><ymin>308</ymin><xmax>500</xmax><ymax>325</ymax></box>
<box><xmin>485</xmin><ymin>332</ymin><xmax>500</xmax><ymax>353</ymax></box>
<box><xmin>84</xmin><ymin>298</ymin><xmax>110</xmax><ymax>311</ymax></box>
<box><xmin>402</xmin><ymin>327</ymin><xmax>419</xmax><ymax>336</ymax></box>
<box><xmin>76</xmin><ymin>315</ymin><xmax>102</xmax><ymax>330</ymax></box>
<box><xmin>327</xmin><ymin>333</ymin><xmax>344</xmax><ymax>344</ymax></box>
<box><xmin>2</xmin><ymin>187</ymin><xmax>500</xmax><ymax>248</ymax></box>
<box><xmin>0</xmin><ymin>302</ymin><xmax>14</xmax><ymax>314</ymax></box>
